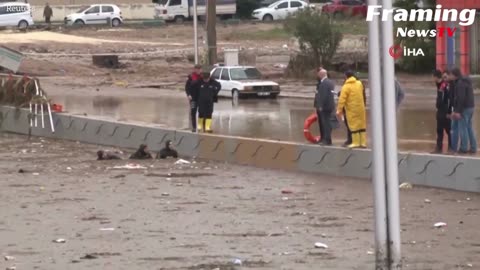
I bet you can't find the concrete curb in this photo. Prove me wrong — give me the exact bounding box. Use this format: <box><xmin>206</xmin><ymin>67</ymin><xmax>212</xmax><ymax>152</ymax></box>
<box><xmin>1</xmin><ymin>106</ymin><xmax>479</xmax><ymax>193</ymax></box>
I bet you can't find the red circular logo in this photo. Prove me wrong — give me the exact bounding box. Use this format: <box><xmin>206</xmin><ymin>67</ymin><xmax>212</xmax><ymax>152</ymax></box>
<box><xmin>389</xmin><ymin>45</ymin><xmax>403</xmax><ymax>59</ymax></box>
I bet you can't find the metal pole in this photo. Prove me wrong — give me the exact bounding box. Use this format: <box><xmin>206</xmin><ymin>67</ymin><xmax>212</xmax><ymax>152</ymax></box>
<box><xmin>206</xmin><ymin>0</ymin><xmax>217</xmax><ymax>65</ymax></box>
<box><xmin>367</xmin><ymin>0</ymin><xmax>389</xmax><ymax>268</ymax></box>
<box><xmin>380</xmin><ymin>0</ymin><xmax>402</xmax><ymax>268</ymax></box>
<box><xmin>193</xmin><ymin>0</ymin><xmax>199</xmax><ymax>64</ymax></box>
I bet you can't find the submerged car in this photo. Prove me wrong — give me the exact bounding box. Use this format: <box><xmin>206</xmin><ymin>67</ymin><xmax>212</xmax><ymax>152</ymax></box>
<box><xmin>210</xmin><ymin>66</ymin><xmax>280</xmax><ymax>99</ymax></box>
<box><xmin>252</xmin><ymin>0</ymin><xmax>312</xmax><ymax>21</ymax></box>
<box><xmin>64</xmin><ymin>4</ymin><xmax>123</xmax><ymax>26</ymax></box>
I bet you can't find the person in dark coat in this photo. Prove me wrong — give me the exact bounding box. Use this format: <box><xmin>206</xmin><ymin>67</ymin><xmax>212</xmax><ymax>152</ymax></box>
<box><xmin>129</xmin><ymin>144</ymin><xmax>153</xmax><ymax>159</ymax></box>
<box><xmin>156</xmin><ymin>140</ymin><xmax>178</xmax><ymax>159</ymax></box>
<box><xmin>97</xmin><ymin>150</ymin><xmax>121</xmax><ymax>160</ymax></box>
<box><xmin>192</xmin><ymin>71</ymin><xmax>221</xmax><ymax>133</ymax></box>
<box><xmin>431</xmin><ymin>70</ymin><xmax>452</xmax><ymax>153</ymax></box>
<box><xmin>185</xmin><ymin>64</ymin><xmax>202</xmax><ymax>132</ymax></box>
<box><xmin>43</xmin><ymin>3</ymin><xmax>53</xmax><ymax>25</ymax></box>
<box><xmin>448</xmin><ymin>68</ymin><xmax>477</xmax><ymax>154</ymax></box>
<box><xmin>314</xmin><ymin>68</ymin><xmax>335</xmax><ymax>145</ymax></box>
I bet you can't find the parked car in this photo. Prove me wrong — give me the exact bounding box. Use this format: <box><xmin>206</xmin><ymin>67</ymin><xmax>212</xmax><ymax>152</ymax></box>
<box><xmin>0</xmin><ymin>2</ymin><xmax>33</xmax><ymax>29</ymax></box>
<box><xmin>153</xmin><ymin>0</ymin><xmax>236</xmax><ymax>23</ymax></box>
<box><xmin>252</xmin><ymin>0</ymin><xmax>312</xmax><ymax>21</ymax></box>
<box><xmin>210</xmin><ymin>66</ymin><xmax>280</xmax><ymax>99</ymax></box>
<box><xmin>321</xmin><ymin>0</ymin><xmax>367</xmax><ymax>18</ymax></box>
<box><xmin>64</xmin><ymin>4</ymin><xmax>123</xmax><ymax>26</ymax></box>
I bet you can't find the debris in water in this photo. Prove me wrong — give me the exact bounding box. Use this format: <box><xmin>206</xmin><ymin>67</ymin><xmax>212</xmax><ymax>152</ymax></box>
<box><xmin>162</xmin><ymin>192</ymin><xmax>170</xmax><ymax>197</ymax></box>
<box><xmin>67</xmin><ymin>167</ymin><xmax>72</xmax><ymax>170</ymax></box>
<box><xmin>166</xmin><ymin>178</ymin><xmax>172</xmax><ymax>181</ymax></box>
<box><xmin>424</xmin><ymin>199</ymin><xmax>431</xmax><ymax>203</ymax></box>
<box><xmin>314</xmin><ymin>242</ymin><xmax>328</xmax><ymax>249</ymax></box>
<box><xmin>112</xmin><ymin>164</ymin><xmax>147</xmax><ymax>170</ymax></box>
<box><xmin>175</xmin><ymin>159</ymin><xmax>191</xmax><ymax>165</ymax></box>
<box><xmin>33</xmin><ymin>172</ymin><xmax>40</xmax><ymax>176</ymax></box>
<box><xmin>367</xmin><ymin>251</ymin><xmax>374</xmax><ymax>255</ymax></box>
<box><xmin>434</xmin><ymin>222</ymin><xmax>447</xmax><ymax>228</ymax></box>
<box><xmin>6</xmin><ymin>266</ymin><xmax>16</xmax><ymax>270</ymax></box>
<box><xmin>274</xmin><ymin>63</ymin><xmax>287</xmax><ymax>69</ymax></box>
<box><xmin>53</xmin><ymin>238</ymin><xmax>66</xmax><ymax>243</ymax></box>
<box><xmin>281</xmin><ymin>197</ymin><xmax>289</xmax><ymax>201</ymax></box>
<box><xmin>18</xmin><ymin>169</ymin><xmax>25</xmax><ymax>173</ymax></box>
<box><xmin>281</xmin><ymin>189</ymin><xmax>293</xmax><ymax>194</ymax></box>
<box><xmin>80</xmin><ymin>254</ymin><xmax>98</xmax><ymax>260</ymax></box>
<box><xmin>233</xmin><ymin>258</ymin><xmax>242</xmax><ymax>265</ymax></box>
<box><xmin>99</xmin><ymin>228</ymin><xmax>115</xmax><ymax>231</ymax></box>
<box><xmin>4</xmin><ymin>256</ymin><xmax>15</xmax><ymax>261</ymax></box>
<box><xmin>399</xmin><ymin>182</ymin><xmax>413</xmax><ymax>189</ymax></box>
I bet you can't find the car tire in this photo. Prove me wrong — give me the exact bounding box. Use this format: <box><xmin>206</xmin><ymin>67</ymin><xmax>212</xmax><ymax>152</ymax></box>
<box><xmin>111</xmin><ymin>18</ymin><xmax>121</xmax><ymax>27</ymax></box>
<box><xmin>333</xmin><ymin>11</ymin><xmax>343</xmax><ymax>19</ymax></box>
<box><xmin>232</xmin><ymin>89</ymin><xmax>240</xmax><ymax>105</ymax></box>
<box><xmin>174</xmin><ymin>16</ymin><xmax>185</xmax><ymax>24</ymax></box>
<box><xmin>18</xmin><ymin>20</ymin><xmax>28</xmax><ymax>30</ymax></box>
<box><xmin>270</xmin><ymin>93</ymin><xmax>279</xmax><ymax>99</ymax></box>
<box><xmin>74</xmin><ymin>19</ymin><xmax>85</xmax><ymax>25</ymax></box>
<box><xmin>262</xmin><ymin>14</ymin><xmax>273</xmax><ymax>21</ymax></box>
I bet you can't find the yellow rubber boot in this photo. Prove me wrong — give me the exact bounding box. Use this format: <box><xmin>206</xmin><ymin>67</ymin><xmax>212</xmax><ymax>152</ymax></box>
<box><xmin>205</xmin><ymin>118</ymin><xmax>213</xmax><ymax>133</ymax></box>
<box><xmin>198</xmin><ymin>118</ymin><xmax>204</xmax><ymax>132</ymax></box>
<box><xmin>348</xmin><ymin>133</ymin><xmax>361</xmax><ymax>148</ymax></box>
<box><xmin>360</xmin><ymin>131</ymin><xmax>367</xmax><ymax>148</ymax></box>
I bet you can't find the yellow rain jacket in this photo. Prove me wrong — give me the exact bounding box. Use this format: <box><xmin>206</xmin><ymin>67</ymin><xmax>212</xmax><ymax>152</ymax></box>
<box><xmin>337</xmin><ymin>77</ymin><xmax>366</xmax><ymax>132</ymax></box>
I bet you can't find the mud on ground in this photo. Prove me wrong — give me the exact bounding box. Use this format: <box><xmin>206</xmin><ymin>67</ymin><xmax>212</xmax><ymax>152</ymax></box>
<box><xmin>0</xmin><ymin>133</ymin><xmax>478</xmax><ymax>270</ymax></box>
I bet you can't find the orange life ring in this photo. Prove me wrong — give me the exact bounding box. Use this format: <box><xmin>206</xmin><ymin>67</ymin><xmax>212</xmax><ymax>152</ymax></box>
<box><xmin>304</xmin><ymin>112</ymin><xmax>320</xmax><ymax>143</ymax></box>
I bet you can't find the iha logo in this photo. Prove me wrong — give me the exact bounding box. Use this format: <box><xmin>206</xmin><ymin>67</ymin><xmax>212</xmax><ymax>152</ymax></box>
<box><xmin>389</xmin><ymin>45</ymin><xmax>425</xmax><ymax>59</ymax></box>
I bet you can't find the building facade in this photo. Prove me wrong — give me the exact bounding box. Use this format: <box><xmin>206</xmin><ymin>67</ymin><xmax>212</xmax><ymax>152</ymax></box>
<box><xmin>436</xmin><ymin>0</ymin><xmax>480</xmax><ymax>75</ymax></box>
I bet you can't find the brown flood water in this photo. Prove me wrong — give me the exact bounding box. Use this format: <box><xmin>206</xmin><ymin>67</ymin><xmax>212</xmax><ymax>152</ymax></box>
<box><xmin>50</xmin><ymin>94</ymin><xmax>480</xmax><ymax>153</ymax></box>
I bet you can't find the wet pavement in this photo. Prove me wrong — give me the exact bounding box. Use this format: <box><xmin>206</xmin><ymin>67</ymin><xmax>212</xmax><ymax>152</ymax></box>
<box><xmin>50</xmin><ymin>92</ymin><xmax>480</xmax><ymax>153</ymax></box>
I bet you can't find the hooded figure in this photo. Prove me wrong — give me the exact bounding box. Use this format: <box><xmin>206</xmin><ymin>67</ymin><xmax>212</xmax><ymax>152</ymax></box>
<box><xmin>336</xmin><ymin>71</ymin><xmax>367</xmax><ymax>148</ymax></box>
<box><xmin>157</xmin><ymin>140</ymin><xmax>178</xmax><ymax>159</ymax></box>
<box><xmin>129</xmin><ymin>144</ymin><xmax>153</xmax><ymax>159</ymax></box>
<box><xmin>192</xmin><ymin>71</ymin><xmax>221</xmax><ymax>133</ymax></box>
<box><xmin>97</xmin><ymin>150</ymin><xmax>121</xmax><ymax>160</ymax></box>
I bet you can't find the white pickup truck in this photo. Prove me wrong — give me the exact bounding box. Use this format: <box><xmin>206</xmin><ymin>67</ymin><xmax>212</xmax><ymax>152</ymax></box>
<box><xmin>153</xmin><ymin>0</ymin><xmax>237</xmax><ymax>23</ymax></box>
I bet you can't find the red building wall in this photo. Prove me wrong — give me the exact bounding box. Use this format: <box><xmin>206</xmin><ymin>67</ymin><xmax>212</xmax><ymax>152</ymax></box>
<box><xmin>436</xmin><ymin>0</ymin><xmax>480</xmax><ymax>74</ymax></box>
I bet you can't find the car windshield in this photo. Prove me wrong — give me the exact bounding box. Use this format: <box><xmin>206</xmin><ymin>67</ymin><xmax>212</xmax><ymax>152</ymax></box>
<box><xmin>156</xmin><ymin>0</ymin><xmax>168</xmax><ymax>5</ymax></box>
<box><xmin>229</xmin><ymin>68</ymin><xmax>262</xmax><ymax>80</ymax></box>
<box><xmin>268</xmin><ymin>1</ymin><xmax>282</xmax><ymax>8</ymax></box>
<box><xmin>77</xmin><ymin>6</ymin><xmax>90</xmax><ymax>13</ymax></box>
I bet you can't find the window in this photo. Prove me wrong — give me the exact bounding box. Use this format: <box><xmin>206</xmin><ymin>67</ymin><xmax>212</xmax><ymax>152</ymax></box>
<box><xmin>221</xmin><ymin>69</ymin><xmax>230</xmax><ymax>80</ymax></box>
<box><xmin>229</xmin><ymin>68</ymin><xmax>262</xmax><ymax>80</ymax></box>
<box><xmin>277</xmin><ymin>2</ymin><xmax>288</xmax><ymax>9</ymax></box>
<box><xmin>342</xmin><ymin>0</ymin><xmax>361</xmax><ymax>5</ymax></box>
<box><xmin>85</xmin><ymin>6</ymin><xmax>100</xmax><ymax>14</ymax></box>
<box><xmin>212</xmin><ymin>68</ymin><xmax>222</xmax><ymax>80</ymax></box>
<box><xmin>170</xmin><ymin>0</ymin><xmax>181</xmax><ymax>6</ymax></box>
<box><xmin>102</xmin><ymin>6</ymin><xmax>114</xmax><ymax>13</ymax></box>
<box><xmin>290</xmin><ymin>1</ymin><xmax>302</xmax><ymax>8</ymax></box>
<box><xmin>0</xmin><ymin>6</ymin><xmax>6</xmax><ymax>15</ymax></box>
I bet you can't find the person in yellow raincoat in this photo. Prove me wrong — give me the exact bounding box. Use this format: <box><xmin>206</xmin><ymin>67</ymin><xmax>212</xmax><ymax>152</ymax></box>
<box><xmin>336</xmin><ymin>70</ymin><xmax>367</xmax><ymax>148</ymax></box>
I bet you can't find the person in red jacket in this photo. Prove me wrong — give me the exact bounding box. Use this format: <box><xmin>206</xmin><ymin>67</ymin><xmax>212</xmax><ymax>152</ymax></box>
<box><xmin>185</xmin><ymin>64</ymin><xmax>202</xmax><ymax>132</ymax></box>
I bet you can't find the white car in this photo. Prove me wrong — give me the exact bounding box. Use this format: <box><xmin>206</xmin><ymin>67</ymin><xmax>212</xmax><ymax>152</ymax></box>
<box><xmin>64</xmin><ymin>4</ymin><xmax>123</xmax><ymax>26</ymax></box>
<box><xmin>211</xmin><ymin>66</ymin><xmax>280</xmax><ymax>99</ymax></box>
<box><xmin>0</xmin><ymin>2</ymin><xmax>34</xmax><ymax>29</ymax></box>
<box><xmin>252</xmin><ymin>0</ymin><xmax>312</xmax><ymax>21</ymax></box>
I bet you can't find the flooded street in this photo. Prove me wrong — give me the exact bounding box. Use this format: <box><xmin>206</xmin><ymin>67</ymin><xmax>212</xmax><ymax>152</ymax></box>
<box><xmin>50</xmin><ymin>92</ymin><xmax>480</xmax><ymax>152</ymax></box>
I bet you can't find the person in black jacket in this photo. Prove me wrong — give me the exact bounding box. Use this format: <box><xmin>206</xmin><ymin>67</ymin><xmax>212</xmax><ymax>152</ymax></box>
<box><xmin>448</xmin><ymin>68</ymin><xmax>477</xmax><ymax>154</ymax></box>
<box><xmin>314</xmin><ymin>68</ymin><xmax>335</xmax><ymax>145</ymax></box>
<box><xmin>97</xmin><ymin>150</ymin><xmax>121</xmax><ymax>160</ymax></box>
<box><xmin>129</xmin><ymin>144</ymin><xmax>153</xmax><ymax>159</ymax></box>
<box><xmin>192</xmin><ymin>71</ymin><xmax>221</xmax><ymax>133</ymax></box>
<box><xmin>185</xmin><ymin>64</ymin><xmax>202</xmax><ymax>132</ymax></box>
<box><xmin>431</xmin><ymin>70</ymin><xmax>452</xmax><ymax>153</ymax></box>
<box><xmin>156</xmin><ymin>140</ymin><xmax>178</xmax><ymax>159</ymax></box>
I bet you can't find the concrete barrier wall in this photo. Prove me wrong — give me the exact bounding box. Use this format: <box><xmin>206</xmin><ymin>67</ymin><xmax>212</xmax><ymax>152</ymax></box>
<box><xmin>31</xmin><ymin>4</ymin><xmax>156</xmax><ymax>22</ymax></box>
<box><xmin>1</xmin><ymin>105</ymin><xmax>479</xmax><ymax>193</ymax></box>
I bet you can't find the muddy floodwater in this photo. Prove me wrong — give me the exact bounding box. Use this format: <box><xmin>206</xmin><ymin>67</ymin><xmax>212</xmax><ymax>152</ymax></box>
<box><xmin>0</xmin><ymin>134</ymin><xmax>479</xmax><ymax>270</ymax></box>
<box><xmin>50</xmin><ymin>93</ymin><xmax>480</xmax><ymax>153</ymax></box>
